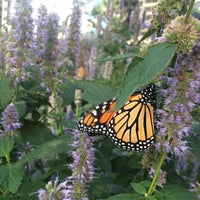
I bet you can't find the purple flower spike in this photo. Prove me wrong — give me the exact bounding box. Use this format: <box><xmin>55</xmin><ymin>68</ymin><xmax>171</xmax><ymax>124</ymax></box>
<box><xmin>1</xmin><ymin>104</ymin><xmax>21</xmax><ymax>134</ymax></box>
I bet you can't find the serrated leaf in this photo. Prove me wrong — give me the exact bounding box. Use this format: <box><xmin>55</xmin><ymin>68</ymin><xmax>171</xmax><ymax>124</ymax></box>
<box><xmin>0</xmin><ymin>138</ymin><xmax>15</xmax><ymax>157</ymax></box>
<box><xmin>17</xmin><ymin>134</ymin><xmax>73</xmax><ymax>165</ymax></box>
<box><xmin>0</xmin><ymin>164</ymin><xmax>24</xmax><ymax>193</ymax></box>
<box><xmin>116</xmin><ymin>42</ymin><xmax>176</xmax><ymax>108</ymax></box>
<box><xmin>0</xmin><ymin>78</ymin><xmax>15</xmax><ymax>108</ymax></box>
<box><xmin>106</xmin><ymin>193</ymin><xmax>140</xmax><ymax>200</ymax></box>
<box><xmin>131</xmin><ymin>183</ymin><xmax>146</xmax><ymax>195</ymax></box>
<box><xmin>162</xmin><ymin>184</ymin><xmax>197</xmax><ymax>200</ymax></box>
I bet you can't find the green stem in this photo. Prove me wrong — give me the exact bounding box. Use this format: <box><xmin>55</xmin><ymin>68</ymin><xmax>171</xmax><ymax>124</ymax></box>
<box><xmin>75</xmin><ymin>101</ymin><xmax>79</xmax><ymax>120</ymax></box>
<box><xmin>184</xmin><ymin>0</ymin><xmax>195</xmax><ymax>24</ymax></box>
<box><xmin>5</xmin><ymin>136</ymin><xmax>11</xmax><ymax>164</ymax></box>
<box><xmin>147</xmin><ymin>151</ymin><xmax>167</xmax><ymax>196</ymax></box>
<box><xmin>52</xmin><ymin>87</ymin><xmax>63</xmax><ymax>135</ymax></box>
<box><xmin>15</xmin><ymin>83</ymin><xmax>19</xmax><ymax>101</ymax></box>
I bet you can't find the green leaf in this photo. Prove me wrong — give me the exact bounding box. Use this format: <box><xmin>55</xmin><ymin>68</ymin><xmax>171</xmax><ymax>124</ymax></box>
<box><xmin>0</xmin><ymin>164</ymin><xmax>24</xmax><ymax>193</ymax></box>
<box><xmin>127</xmin><ymin>154</ymin><xmax>143</xmax><ymax>169</ymax></box>
<box><xmin>15</xmin><ymin>101</ymin><xmax>27</xmax><ymax>119</ymax></box>
<box><xmin>89</xmin><ymin>178</ymin><xmax>110</xmax><ymax>199</ymax></box>
<box><xmin>191</xmin><ymin>107</ymin><xmax>200</xmax><ymax>122</ymax></box>
<box><xmin>20</xmin><ymin>120</ymin><xmax>55</xmax><ymax>145</ymax></box>
<box><xmin>17</xmin><ymin>134</ymin><xmax>73</xmax><ymax>165</ymax></box>
<box><xmin>18</xmin><ymin>180</ymin><xmax>44</xmax><ymax>199</ymax></box>
<box><xmin>116</xmin><ymin>42</ymin><xmax>177</xmax><ymax>108</ymax></box>
<box><xmin>60</xmin><ymin>85</ymin><xmax>75</xmax><ymax>107</ymax></box>
<box><xmin>162</xmin><ymin>184</ymin><xmax>197</xmax><ymax>200</ymax></box>
<box><xmin>96</xmin><ymin>50</ymin><xmax>139</xmax><ymax>62</ymax></box>
<box><xmin>145</xmin><ymin>196</ymin><xmax>157</xmax><ymax>200</ymax></box>
<box><xmin>137</xmin><ymin>29</ymin><xmax>156</xmax><ymax>44</ymax></box>
<box><xmin>131</xmin><ymin>183</ymin><xmax>146</xmax><ymax>195</ymax></box>
<box><xmin>0</xmin><ymin>78</ymin><xmax>15</xmax><ymax>108</ymax></box>
<box><xmin>140</xmin><ymin>180</ymin><xmax>151</xmax><ymax>188</ymax></box>
<box><xmin>106</xmin><ymin>193</ymin><xmax>140</xmax><ymax>200</ymax></box>
<box><xmin>0</xmin><ymin>138</ymin><xmax>15</xmax><ymax>157</ymax></box>
<box><xmin>0</xmin><ymin>196</ymin><xmax>18</xmax><ymax>200</ymax></box>
<box><xmin>62</xmin><ymin>79</ymin><xmax>117</xmax><ymax>105</ymax></box>
<box><xmin>187</xmin><ymin>135</ymin><xmax>200</xmax><ymax>162</ymax></box>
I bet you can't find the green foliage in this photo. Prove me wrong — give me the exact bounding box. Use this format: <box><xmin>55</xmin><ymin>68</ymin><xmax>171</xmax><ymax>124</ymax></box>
<box><xmin>116</xmin><ymin>42</ymin><xmax>177</xmax><ymax>108</ymax></box>
<box><xmin>161</xmin><ymin>184</ymin><xmax>197</xmax><ymax>200</ymax></box>
<box><xmin>96</xmin><ymin>48</ymin><xmax>140</xmax><ymax>62</ymax></box>
<box><xmin>131</xmin><ymin>183</ymin><xmax>146</xmax><ymax>195</ymax></box>
<box><xmin>191</xmin><ymin>107</ymin><xmax>200</xmax><ymax>122</ymax></box>
<box><xmin>17</xmin><ymin>134</ymin><xmax>72</xmax><ymax>165</ymax></box>
<box><xmin>0</xmin><ymin>164</ymin><xmax>24</xmax><ymax>193</ymax></box>
<box><xmin>62</xmin><ymin>79</ymin><xmax>118</xmax><ymax>105</ymax></box>
<box><xmin>106</xmin><ymin>193</ymin><xmax>139</xmax><ymax>200</ymax></box>
<box><xmin>0</xmin><ymin>78</ymin><xmax>15</xmax><ymax>108</ymax></box>
<box><xmin>0</xmin><ymin>138</ymin><xmax>15</xmax><ymax>157</ymax></box>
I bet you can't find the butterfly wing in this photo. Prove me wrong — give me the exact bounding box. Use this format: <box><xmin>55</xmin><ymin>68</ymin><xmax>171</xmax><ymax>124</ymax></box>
<box><xmin>107</xmin><ymin>84</ymin><xmax>156</xmax><ymax>151</ymax></box>
<box><xmin>77</xmin><ymin>98</ymin><xmax>117</xmax><ymax>136</ymax></box>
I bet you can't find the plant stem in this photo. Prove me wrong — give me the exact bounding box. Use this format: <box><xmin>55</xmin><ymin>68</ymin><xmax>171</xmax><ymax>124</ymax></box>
<box><xmin>147</xmin><ymin>151</ymin><xmax>167</xmax><ymax>196</ymax></box>
<box><xmin>5</xmin><ymin>136</ymin><xmax>11</xmax><ymax>164</ymax></box>
<box><xmin>53</xmin><ymin>88</ymin><xmax>63</xmax><ymax>135</ymax></box>
<box><xmin>184</xmin><ymin>0</ymin><xmax>195</xmax><ymax>24</ymax></box>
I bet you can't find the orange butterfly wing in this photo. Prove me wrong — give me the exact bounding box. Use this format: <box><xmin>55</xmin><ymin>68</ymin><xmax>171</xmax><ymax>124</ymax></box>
<box><xmin>107</xmin><ymin>84</ymin><xmax>155</xmax><ymax>151</ymax></box>
<box><xmin>77</xmin><ymin>98</ymin><xmax>117</xmax><ymax>136</ymax></box>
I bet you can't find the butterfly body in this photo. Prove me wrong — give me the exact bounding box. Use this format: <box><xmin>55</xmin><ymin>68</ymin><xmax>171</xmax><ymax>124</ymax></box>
<box><xmin>77</xmin><ymin>84</ymin><xmax>156</xmax><ymax>151</ymax></box>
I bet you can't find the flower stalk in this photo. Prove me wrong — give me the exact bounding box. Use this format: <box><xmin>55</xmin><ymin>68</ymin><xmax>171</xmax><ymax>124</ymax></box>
<box><xmin>147</xmin><ymin>152</ymin><xmax>167</xmax><ymax>196</ymax></box>
<box><xmin>184</xmin><ymin>0</ymin><xmax>195</xmax><ymax>24</ymax></box>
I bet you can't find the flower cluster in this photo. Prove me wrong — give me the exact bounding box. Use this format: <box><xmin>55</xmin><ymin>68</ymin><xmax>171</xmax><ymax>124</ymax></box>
<box><xmin>84</xmin><ymin>46</ymin><xmax>97</xmax><ymax>80</ymax></box>
<box><xmin>66</xmin><ymin>130</ymin><xmax>95</xmax><ymax>199</ymax></box>
<box><xmin>156</xmin><ymin>40</ymin><xmax>200</xmax><ymax>155</ymax></box>
<box><xmin>145</xmin><ymin>39</ymin><xmax>200</xmax><ymax>187</ymax></box>
<box><xmin>163</xmin><ymin>15</ymin><xmax>200</xmax><ymax>53</ymax></box>
<box><xmin>151</xmin><ymin>0</ymin><xmax>189</xmax><ymax>31</ymax></box>
<box><xmin>38</xmin><ymin>177</ymin><xmax>69</xmax><ymax>200</ymax></box>
<box><xmin>35</xmin><ymin>5</ymin><xmax>60</xmax><ymax>91</ymax></box>
<box><xmin>1</xmin><ymin>104</ymin><xmax>21</xmax><ymax>136</ymax></box>
<box><xmin>5</xmin><ymin>0</ymin><xmax>35</xmax><ymax>85</ymax></box>
<box><xmin>66</xmin><ymin>0</ymin><xmax>82</xmax><ymax>68</ymax></box>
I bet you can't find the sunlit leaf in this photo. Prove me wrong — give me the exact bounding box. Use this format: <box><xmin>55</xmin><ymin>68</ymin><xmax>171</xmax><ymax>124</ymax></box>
<box><xmin>115</xmin><ymin>42</ymin><xmax>177</xmax><ymax>108</ymax></box>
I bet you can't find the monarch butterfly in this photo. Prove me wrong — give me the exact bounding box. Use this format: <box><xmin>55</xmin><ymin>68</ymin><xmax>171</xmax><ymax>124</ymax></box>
<box><xmin>77</xmin><ymin>84</ymin><xmax>156</xmax><ymax>151</ymax></box>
